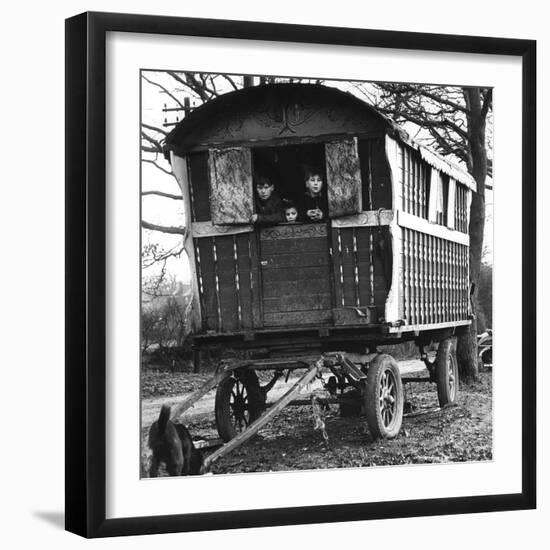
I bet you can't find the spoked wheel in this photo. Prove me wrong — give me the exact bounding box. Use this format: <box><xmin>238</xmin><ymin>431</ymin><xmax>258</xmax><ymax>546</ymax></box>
<box><xmin>364</xmin><ymin>354</ymin><xmax>404</xmax><ymax>439</ymax></box>
<box><xmin>215</xmin><ymin>370</ymin><xmax>262</xmax><ymax>442</ymax></box>
<box><xmin>435</xmin><ymin>337</ymin><xmax>459</xmax><ymax>406</ymax></box>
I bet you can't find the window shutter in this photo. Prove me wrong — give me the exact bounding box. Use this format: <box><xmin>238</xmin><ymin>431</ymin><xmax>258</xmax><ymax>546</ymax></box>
<box><xmin>208</xmin><ymin>147</ymin><xmax>253</xmax><ymax>224</ymax></box>
<box><xmin>325</xmin><ymin>138</ymin><xmax>362</xmax><ymax>218</ymax></box>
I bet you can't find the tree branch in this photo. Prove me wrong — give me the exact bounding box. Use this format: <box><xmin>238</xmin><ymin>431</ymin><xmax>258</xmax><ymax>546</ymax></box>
<box><xmin>142</xmin><ymin>243</ymin><xmax>185</xmax><ymax>268</ymax></box>
<box><xmin>221</xmin><ymin>74</ymin><xmax>240</xmax><ymax>91</ymax></box>
<box><xmin>141</xmin><ymin>131</ymin><xmax>163</xmax><ymax>152</ymax></box>
<box><xmin>142</xmin><ymin>158</ymin><xmax>173</xmax><ymax>176</ymax></box>
<box><xmin>142</xmin><ymin>190</ymin><xmax>182</xmax><ymax>200</ymax></box>
<box><xmin>142</xmin><ymin>220</ymin><xmax>187</xmax><ymax>235</ymax></box>
<box><xmin>141</xmin><ymin>73</ymin><xmax>184</xmax><ymax>109</ymax></box>
<box><xmin>141</xmin><ymin>122</ymin><xmax>169</xmax><ymax>136</ymax></box>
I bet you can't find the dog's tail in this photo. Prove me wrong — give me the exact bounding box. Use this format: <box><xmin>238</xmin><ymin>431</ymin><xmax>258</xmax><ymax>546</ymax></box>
<box><xmin>157</xmin><ymin>404</ymin><xmax>171</xmax><ymax>435</ymax></box>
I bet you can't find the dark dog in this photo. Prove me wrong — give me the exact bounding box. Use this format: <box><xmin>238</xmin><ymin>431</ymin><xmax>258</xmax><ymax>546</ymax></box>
<box><xmin>148</xmin><ymin>404</ymin><xmax>203</xmax><ymax>477</ymax></box>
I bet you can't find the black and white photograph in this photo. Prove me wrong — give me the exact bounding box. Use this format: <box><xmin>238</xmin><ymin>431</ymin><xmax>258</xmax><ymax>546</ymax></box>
<box><xmin>0</xmin><ymin>1</ymin><xmax>542</xmax><ymax>545</ymax></box>
<box><xmin>139</xmin><ymin>71</ymin><xmax>494</xmax><ymax>478</ymax></box>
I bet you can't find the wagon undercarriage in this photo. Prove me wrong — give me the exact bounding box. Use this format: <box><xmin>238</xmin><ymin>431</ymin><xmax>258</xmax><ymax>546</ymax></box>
<box><xmin>169</xmin><ymin>335</ymin><xmax>460</xmax><ymax>474</ymax></box>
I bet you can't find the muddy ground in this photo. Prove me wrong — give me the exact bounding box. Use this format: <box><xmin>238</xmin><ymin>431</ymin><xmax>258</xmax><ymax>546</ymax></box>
<box><xmin>140</xmin><ymin>363</ymin><xmax>492</xmax><ymax>477</ymax></box>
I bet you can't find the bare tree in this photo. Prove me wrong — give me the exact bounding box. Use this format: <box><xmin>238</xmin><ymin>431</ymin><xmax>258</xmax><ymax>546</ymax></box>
<box><xmin>362</xmin><ymin>83</ymin><xmax>492</xmax><ymax>381</ymax></box>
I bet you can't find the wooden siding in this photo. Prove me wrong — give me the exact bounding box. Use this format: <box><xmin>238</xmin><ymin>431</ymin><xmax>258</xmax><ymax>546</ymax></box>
<box><xmin>187</xmin><ymin>151</ymin><xmax>210</xmax><ymax>222</ymax></box>
<box><xmin>259</xmin><ymin>224</ymin><xmax>332</xmax><ymax>327</ymax></box>
<box><xmin>401</xmin><ymin>227</ymin><xmax>469</xmax><ymax>326</ymax></box>
<box><xmin>331</xmin><ymin>225</ymin><xmax>392</xmax><ymax>322</ymax></box>
<box><xmin>399</xmin><ymin>145</ymin><xmax>430</xmax><ymax>219</ymax></box>
<box><xmin>359</xmin><ymin>138</ymin><xmax>392</xmax><ymax>210</ymax></box>
<box><xmin>194</xmin><ymin>233</ymin><xmax>260</xmax><ymax>332</ymax></box>
<box><xmin>454</xmin><ymin>183</ymin><xmax>469</xmax><ymax>233</ymax></box>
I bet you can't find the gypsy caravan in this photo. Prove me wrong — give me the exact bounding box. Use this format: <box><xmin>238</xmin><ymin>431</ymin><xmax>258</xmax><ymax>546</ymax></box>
<box><xmin>161</xmin><ymin>83</ymin><xmax>474</xmax><ymax>462</ymax></box>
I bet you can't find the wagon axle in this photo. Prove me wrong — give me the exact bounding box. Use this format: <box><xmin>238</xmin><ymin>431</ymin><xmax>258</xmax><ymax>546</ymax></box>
<box><xmin>159</xmin><ymin>337</ymin><xmax>459</xmax><ymax>474</ymax></box>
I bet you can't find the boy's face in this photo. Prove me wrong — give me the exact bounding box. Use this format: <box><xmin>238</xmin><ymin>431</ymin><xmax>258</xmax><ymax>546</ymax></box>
<box><xmin>256</xmin><ymin>183</ymin><xmax>274</xmax><ymax>201</ymax></box>
<box><xmin>305</xmin><ymin>174</ymin><xmax>323</xmax><ymax>195</ymax></box>
<box><xmin>285</xmin><ymin>207</ymin><xmax>298</xmax><ymax>222</ymax></box>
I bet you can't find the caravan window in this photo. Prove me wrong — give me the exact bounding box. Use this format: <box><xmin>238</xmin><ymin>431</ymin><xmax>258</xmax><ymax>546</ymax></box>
<box><xmin>208</xmin><ymin>140</ymin><xmax>363</xmax><ymax>225</ymax></box>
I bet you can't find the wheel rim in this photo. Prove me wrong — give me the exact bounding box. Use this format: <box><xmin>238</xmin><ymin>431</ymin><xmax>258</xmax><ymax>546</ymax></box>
<box><xmin>447</xmin><ymin>355</ymin><xmax>457</xmax><ymax>400</ymax></box>
<box><xmin>378</xmin><ymin>369</ymin><xmax>397</xmax><ymax>428</ymax></box>
<box><xmin>229</xmin><ymin>379</ymin><xmax>251</xmax><ymax>432</ymax></box>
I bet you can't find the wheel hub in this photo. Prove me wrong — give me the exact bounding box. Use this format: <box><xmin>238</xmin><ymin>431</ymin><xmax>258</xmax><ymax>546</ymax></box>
<box><xmin>230</xmin><ymin>380</ymin><xmax>250</xmax><ymax>429</ymax></box>
<box><xmin>379</xmin><ymin>371</ymin><xmax>396</xmax><ymax>426</ymax></box>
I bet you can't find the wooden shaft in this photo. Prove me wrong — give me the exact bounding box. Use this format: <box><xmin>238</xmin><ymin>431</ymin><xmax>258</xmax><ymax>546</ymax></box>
<box><xmin>202</xmin><ymin>359</ymin><xmax>323</xmax><ymax>471</ymax></box>
<box><xmin>171</xmin><ymin>368</ymin><xmax>230</xmax><ymax>419</ymax></box>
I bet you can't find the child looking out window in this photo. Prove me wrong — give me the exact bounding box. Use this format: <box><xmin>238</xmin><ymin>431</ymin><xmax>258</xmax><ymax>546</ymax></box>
<box><xmin>300</xmin><ymin>166</ymin><xmax>328</xmax><ymax>222</ymax></box>
<box><xmin>250</xmin><ymin>175</ymin><xmax>285</xmax><ymax>227</ymax></box>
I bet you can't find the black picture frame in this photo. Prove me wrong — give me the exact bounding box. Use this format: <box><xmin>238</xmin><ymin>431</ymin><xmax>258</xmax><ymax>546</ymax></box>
<box><xmin>65</xmin><ymin>11</ymin><xmax>536</xmax><ymax>538</ymax></box>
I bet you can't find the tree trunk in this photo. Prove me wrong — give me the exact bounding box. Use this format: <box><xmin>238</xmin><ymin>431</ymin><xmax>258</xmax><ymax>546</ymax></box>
<box><xmin>456</xmin><ymin>88</ymin><xmax>488</xmax><ymax>382</ymax></box>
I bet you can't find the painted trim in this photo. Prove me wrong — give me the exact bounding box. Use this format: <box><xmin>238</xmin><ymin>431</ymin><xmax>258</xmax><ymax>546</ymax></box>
<box><xmin>330</xmin><ymin>209</ymin><xmax>393</xmax><ymax>228</ymax></box>
<box><xmin>387</xmin><ymin>319</ymin><xmax>471</xmax><ymax>334</ymax></box>
<box><xmin>398</xmin><ymin>210</ymin><xmax>470</xmax><ymax>246</ymax></box>
<box><xmin>192</xmin><ymin>221</ymin><xmax>253</xmax><ymax>237</ymax></box>
<box><xmin>384</xmin><ymin>136</ymin><xmax>403</xmax><ymax>323</ymax></box>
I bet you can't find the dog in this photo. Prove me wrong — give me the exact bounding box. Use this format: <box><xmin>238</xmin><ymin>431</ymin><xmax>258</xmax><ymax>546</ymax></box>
<box><xmin>148</xmin><ymin>404</ymin><xmax>203</xmax><ymax>477</ymax></box>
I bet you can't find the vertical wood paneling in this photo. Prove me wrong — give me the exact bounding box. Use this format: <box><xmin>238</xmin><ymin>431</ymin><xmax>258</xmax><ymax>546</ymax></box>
<box><xmin>415</xmin><ymin>230</ymin><xmax>420</xmax><ymax>324</ymax></box>
<box><xmin>196</xmin><ymin>238</ymin><xmax>218</xmax><ymax>330</ymax></box>
<box><xmin>211</xmin><ymin>237</ymin><xmax>223</xmax><ymax>330</ymax></box>
<box><xmin>455</xmin><ymin>242</ymin><xmax>459</xmax><ymax>321</ymax></box>
<box><xmin>400</xmin><ymin>227</ymin><xmax>469</xmax><ymax>328</ymax></box>
<box><xmin>405</xmin><ymin>229</ymin><xmax>410</xmax><ymax>324</ymax></box>
<box><xmin>420</xmin><ymin>233</ymin><xmax>428</xmax><ymax>323</ymax></box>
<box><xmin>428</xmin><ymin>235</ymin><xmax>435</xmax><ymax>323</ymax></box>
<box><xmin>435</xmin><ymin>237</ymin><xmax>443</xmax><ymax>323</ymax></box>
<box><xmin>248</xmin><ymin>232</ymin><xmax>262</xmax><ymax>328</ymax></box>
<box><xmin>401</xmin><ymin>146</ymin><xmax>406</xmax><ymax>211</ymax></box>
<box><xmin>188</xmin><ymin>152</ymin><xmax>211</xmax><ymax>222</ymax></box>
<box><xmin>368</xmin><ymin>231</ymin><xmax>375</xmax><ymax>306</ymax></box>
<box><xmin>443</xmin><ymin>240</ymin><xmax>448</xmax><ymax>321</ymax></box>
<box><xmin>336</xmin><ymin>229</ymin><xmax>345</xmax><ymax>307</ymax></box>
<box><xmin>235</xmin><ymin>234</ymin><xmax>253</xmax><ymax>329</ymax></box>
<box><xmin>352</xmin><ymin>229</ymin><xmax>360</xmax><ymax>307</ymax></box>
<box><xmin>193</xmin><ymin>239</ymin><xmax>206</xmax><ymax>330</ymax></box>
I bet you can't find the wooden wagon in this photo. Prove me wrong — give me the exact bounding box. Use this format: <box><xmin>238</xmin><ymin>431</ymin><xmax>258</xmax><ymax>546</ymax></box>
<box><xmin>161</xmin><ymin>83</ymin><xmax>475</xmax><ymax>469</ymax></box>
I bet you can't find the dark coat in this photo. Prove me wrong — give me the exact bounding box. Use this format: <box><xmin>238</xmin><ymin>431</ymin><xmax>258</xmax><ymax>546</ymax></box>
<box><xmin>300</xmin><ymin>191</ymin><xmax>328</xmax><ymax>222</ymax></box>
<box><xmin>255</xmin><ymin>193</ymin><xmax>285</xmax><ymax>226</ymax></box>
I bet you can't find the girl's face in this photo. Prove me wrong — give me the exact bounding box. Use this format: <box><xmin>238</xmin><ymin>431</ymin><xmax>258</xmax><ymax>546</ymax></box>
<box><xmin>305</xmin><ymin>174</ymin><xmax>323</xmax><ymax>195</ymax></box>
<box><xmin>285</xmin><ymin>207</ymin><xmax>298</xmax><ymax>222</ymax></box>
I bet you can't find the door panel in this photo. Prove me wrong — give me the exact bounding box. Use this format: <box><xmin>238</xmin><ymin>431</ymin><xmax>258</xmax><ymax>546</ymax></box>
<box><xmin>259</xmin><ymin>224</ymin><xmax>332</xmax><ymax>327</ymax></box>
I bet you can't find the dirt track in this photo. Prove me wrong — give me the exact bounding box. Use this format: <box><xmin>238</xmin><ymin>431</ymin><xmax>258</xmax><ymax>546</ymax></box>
<box><xmin>140</xmin><ymin>361</ymin><xmax>492</xmax><ymax>477</ymax></box>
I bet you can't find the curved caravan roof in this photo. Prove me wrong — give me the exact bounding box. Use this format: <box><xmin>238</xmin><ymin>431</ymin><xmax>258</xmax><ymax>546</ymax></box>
<box><xmin>163</xmin><ymin>83</ymin><xmax>475</xmax><ymax>191</ymax></box>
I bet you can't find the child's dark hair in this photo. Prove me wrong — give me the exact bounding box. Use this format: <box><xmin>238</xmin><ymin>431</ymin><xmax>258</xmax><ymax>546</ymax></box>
<box><xmin>283</xmin><ymin>199</ymin><xmax>297</xmax><ymax>211</ymax></box>
<box><xmin>302</xmin><ymin>164</ymin><xmax>323</xmax><ymax>180</ymax></box>
<box><xmin>254</xmin><ymin>173</ymin><xmax>273</xmax><ymax>188</ymax></box>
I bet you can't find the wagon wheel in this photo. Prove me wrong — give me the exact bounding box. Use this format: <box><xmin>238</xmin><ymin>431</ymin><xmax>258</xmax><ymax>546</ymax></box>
<box><xmin>435</xmin><ymin>337</ymin><xmax>459</xmax><ymax>406</ymax></box>
<box><xmin>364</xmin><ymin>354</ymin><xmax>404</xmax><ymax>439</ymax></box>
<box><xmin>479</xmin><ymin>344</ymin><xmax>493</xmax><ymax>369</ymax></box>
<box><xmin>215</xmin><ymin>370</ymin><xmax>263</xmax><ymax>442</ymax></box>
